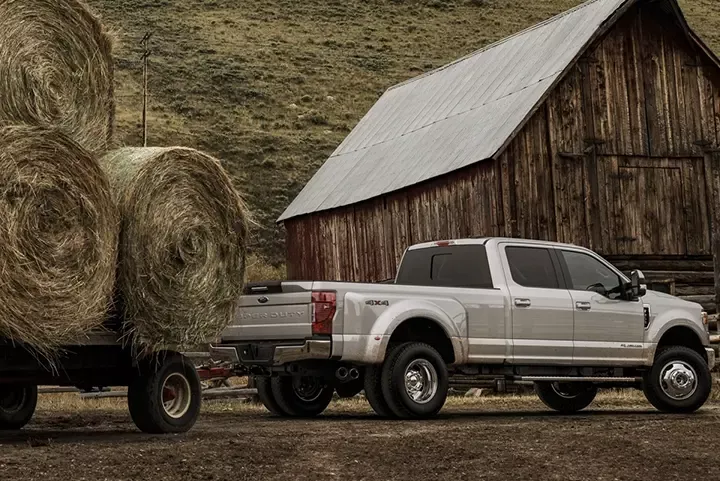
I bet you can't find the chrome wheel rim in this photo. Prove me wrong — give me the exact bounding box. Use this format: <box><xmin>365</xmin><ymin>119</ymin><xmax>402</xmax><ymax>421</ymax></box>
<box><xmin>292</xmin><ymin>377</ymin><xmax>324</xmax><ymax>402</ymax></box>
<box><xmin>404</xmin><ymin>359</ymin><xmax>438</xmax><ymax>404</ymax></box>
<box><xmin>660</xmin><ymin>361</ymin><xmax>697</xmax><ymax>400</ymax></box>
<box><xmin>162</xmin><ymin>373</ymin><xmax>192</xmax><ymax>419</ymax></box>
<box><xmin>0</xmin><ymin>388</ymin><xmax>27</xmax><ymax>414</ymax></box>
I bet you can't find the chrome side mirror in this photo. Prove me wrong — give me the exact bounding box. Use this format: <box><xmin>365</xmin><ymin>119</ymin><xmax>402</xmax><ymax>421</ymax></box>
<box><xmin>630</xmin><ymin>269</ymin><xmax>647</xmax><ymax>298</ymax></box>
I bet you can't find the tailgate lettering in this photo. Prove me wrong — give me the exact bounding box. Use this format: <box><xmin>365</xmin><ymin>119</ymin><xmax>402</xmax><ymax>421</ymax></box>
<box><xmin>238</xmin><ymin>310</ymin><xmax>305</xmax><ymax>320</ymax></box>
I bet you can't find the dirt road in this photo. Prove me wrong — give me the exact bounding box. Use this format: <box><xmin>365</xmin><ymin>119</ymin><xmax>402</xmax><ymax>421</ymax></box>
<box><xmin>1</xmin><ymin>396</ymin><xmax>719</xmax><ymax>481</ymax></box>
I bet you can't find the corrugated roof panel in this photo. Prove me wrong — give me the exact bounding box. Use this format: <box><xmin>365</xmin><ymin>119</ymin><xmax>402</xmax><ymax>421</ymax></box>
<box><xmin>279</xmin><ymin>0</ymin><xmax>633</xmax><ymax>222</ymax></box>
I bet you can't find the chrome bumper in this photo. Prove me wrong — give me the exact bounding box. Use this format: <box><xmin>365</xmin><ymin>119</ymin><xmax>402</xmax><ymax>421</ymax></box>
<box><xmin>706</xmin><ymin>347</ymin><xmax>716</xmax><ymax>371</ymax></box>
<box><xmin>209</xmin><ymin>340</ymin><xmax>332</xmax><ymax>366</ymax></box>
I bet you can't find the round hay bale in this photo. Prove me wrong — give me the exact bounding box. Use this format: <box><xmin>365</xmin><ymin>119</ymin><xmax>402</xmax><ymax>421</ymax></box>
<box><xmin>0</xmin><ymin>0</ymin><xmax>115</xmax><ymax>153</ymax></box>
<box><xmin>0</xmin><ymin>125</ymin><xmax>118</xmax><ymax>356</ymax></box>
<box><xmin>101</xmin><ymin>147</ymin><xmax>249</xmax><ymax>351</ymax></box>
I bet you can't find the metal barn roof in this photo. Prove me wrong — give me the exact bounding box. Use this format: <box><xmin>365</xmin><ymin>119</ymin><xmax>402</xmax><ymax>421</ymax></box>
<box><xmin>279</xmin><ymin>0</ymin><xmax>633</xmax><ymax>222</ymax></box>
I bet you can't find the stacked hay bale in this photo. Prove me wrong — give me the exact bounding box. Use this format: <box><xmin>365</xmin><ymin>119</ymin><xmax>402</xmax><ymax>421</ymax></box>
<box><xmin>0</xmin><ymin>0</ymin><xmax>248</xmax><ymax>357</ymax></box>
<box><xmin>0</xmin><ymin>125</ymin><xmax>118</xmax><ymax>357</ymax></box>
<box><xmin>101</xmin><ymin>148</ymin><xmax>248</xmax><ymax>352</ymax></box>
<box><xmin>0</xmin><ymin>0</ymin><xmax>115</xmax><ymax>153</ymax></box>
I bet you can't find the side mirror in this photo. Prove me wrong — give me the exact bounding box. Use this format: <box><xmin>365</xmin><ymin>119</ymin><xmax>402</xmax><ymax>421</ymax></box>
<box><xmin>630</xmin><ymin>270</ymin><xmax>647</xmax><ymax>298</ymax></box>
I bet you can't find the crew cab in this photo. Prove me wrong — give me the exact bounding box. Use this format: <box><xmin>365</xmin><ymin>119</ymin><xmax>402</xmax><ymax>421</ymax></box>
<box><xmin>212</xmin><ymin>238</ymin><xmax>716</xmax><ymax>419</ymax></box>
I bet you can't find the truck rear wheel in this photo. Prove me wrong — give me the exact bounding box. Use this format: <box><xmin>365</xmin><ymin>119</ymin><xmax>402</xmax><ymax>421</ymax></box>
<box><xmin>255</xmin><ymin>376</ymin><xmax>285</xmax><ymax>415</ymax></box>
<box><xmin>0</xmin><ymin>384</ymin><xmax>37</xmax><ymax>430</ymax></box>
<box><xmin>270</xmin><ymin>376</ymin><xmax>333</xmax><ymax>417</ymax></box>
<box><xmin>364</xmin><ymin>365</ymin><xmax>393</xmax><ymax>417</ymax></box>
<box><xmin>381</xmin><ymin>342</ymin><xmax>449</xmax><ymax>419</ymax></box>
<box><xmin>128</xmin><ymin>354</ymin><xmax>202</xmax><ymax>434</ymax></box>
<box><xmin>642</xmin><ymin>346</ymin><xmax>711</xmax><ymax>413</ymax></box>
<box><xmin>535</xmin><ymin>382</ymin><xmax>597</xmax><ymax>413</ymax></box>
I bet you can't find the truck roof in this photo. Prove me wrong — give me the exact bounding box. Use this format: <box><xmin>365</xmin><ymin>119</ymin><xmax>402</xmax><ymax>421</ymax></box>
<box><xmin>407</xmin><ymin>237</ymin><xmax>583</xmax><ymax>251</ymax></box>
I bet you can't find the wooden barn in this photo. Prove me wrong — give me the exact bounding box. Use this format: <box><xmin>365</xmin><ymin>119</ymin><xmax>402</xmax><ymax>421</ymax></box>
<box><xmin>278</xmin><ymin>0</ymin><xmax>720</xmax><ymax>313</ymax></box>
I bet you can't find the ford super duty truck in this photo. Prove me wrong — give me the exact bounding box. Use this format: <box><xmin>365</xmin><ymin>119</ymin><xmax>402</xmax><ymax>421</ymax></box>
<box><xmin>211</xmin><ymin>238</ymin><xmax>716</xmax><ymax>419</ymax></box>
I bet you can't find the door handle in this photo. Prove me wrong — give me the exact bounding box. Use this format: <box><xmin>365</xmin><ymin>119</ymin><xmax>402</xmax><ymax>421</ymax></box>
<box><xmin>514</xmin><ymin>298</ymin><xmax>531</xmax><ymax>308</ymax></box>
<box><xmin>576</xmin><ymin>301</ymin><xmax>592</xmax><ymax>311</ymax></box>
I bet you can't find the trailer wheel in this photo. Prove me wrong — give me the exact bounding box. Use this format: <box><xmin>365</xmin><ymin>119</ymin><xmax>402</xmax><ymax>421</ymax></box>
<box><xmin>381</xmin><ymin>342</ymin><xmax>449</xmax><ymax>419</ymax></box>
<box><xmin>255</xmin><ymin>376</ymin><xmax>285</xmax><ymax>415</ymax></box>
<box><xmin>270</xmin><ymin>375</ymin><xmax>333</xmax><ymax>417</ymax></box>
<box><xmin>0</xmin><ymin>385</ymin><xmax>37</xmax><ymax>430</ymax></box>
<box><xmin>128</xmin><ymin>354</ymin><xmax>201</xmax><ymax>434</ymax></box>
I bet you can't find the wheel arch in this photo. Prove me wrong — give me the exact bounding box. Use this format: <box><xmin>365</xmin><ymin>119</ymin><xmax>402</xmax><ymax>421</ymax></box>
<box><xmin>387</xmin><ymin>317</ymin><xmax>457</xmax><ymax>364</ymax></box>
<box><xmin>655</xmin><ymin>325</ymin><xmax>707</xmax><ymax>362</ymax></box>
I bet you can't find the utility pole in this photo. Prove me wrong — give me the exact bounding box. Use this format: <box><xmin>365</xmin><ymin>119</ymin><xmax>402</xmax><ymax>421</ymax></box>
<box><xmin>140</xmin><ymin>32</ymin><xmax>153</xmax><ymax>147</ymax></box>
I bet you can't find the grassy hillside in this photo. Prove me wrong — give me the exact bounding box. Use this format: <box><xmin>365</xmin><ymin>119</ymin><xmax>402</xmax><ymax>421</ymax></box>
<box><xmin>85</xmin><ymin>0</ymin><xmax>720</xmax><ymax>267</ymax></box>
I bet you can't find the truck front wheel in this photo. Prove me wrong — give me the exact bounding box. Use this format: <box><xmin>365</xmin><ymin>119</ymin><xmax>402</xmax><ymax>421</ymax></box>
<box><xmin>0</xmin><ymin>384</ymin><xmax>37</xmax><ymax>430</ymax></box>
<box><xmin>381</xmin><ymin>342</ymin><xmax>449</xmax><ymax>419</ymax></box>
<box><xmin>642</xmin><ymin>346</ymin><xmax>712</xmax><ymax>413</ymax></box>
<box><xmin>535</xmin><ymin>382</ymin><xmax>597</xmax><ymax>413</ymax></box>
<box><xmin>270</xmin><ymin>376</ymin><xmax>333</xmax><ymax>417</ymax></box>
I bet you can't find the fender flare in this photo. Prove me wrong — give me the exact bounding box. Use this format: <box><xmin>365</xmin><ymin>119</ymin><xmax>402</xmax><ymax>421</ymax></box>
<box><xmin>368</xmin><ymin>299</ymin><xmax>466</xmax><ymax>363</ymax></box>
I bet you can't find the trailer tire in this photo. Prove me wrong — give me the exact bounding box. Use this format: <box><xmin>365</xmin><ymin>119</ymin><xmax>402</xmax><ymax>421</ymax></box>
<box><xmin>255</xmin><ymin>376</ymin><xmax>285</xmax><ymax>415</ymax></box>
<box><xmin>535</xmin><ymin>382</ymin><xmax>597</xmax><ymax>413</ymax></box>
<box><xmin>642</xmin><ymin>346</ymin><xmax>712</xmax><ymax>413</ymax></box>
<box><xmin>270</xmin><ymin>376</ymin><xmax>333</xmax><ymax>417</ymax></box>
<box><xmin>0</xmin><ymin>385</ymin><xmax>37</xmax><ymax>430</ymax></box>
<box><xmin>381</xmin><ymin>342</ymin><xmax>449</xmax><ymax>419</ymax></box>
<box><xmin>128</xmin><ymin>354</ymin><xmax>201</xmax><ymax>434</ymax></box>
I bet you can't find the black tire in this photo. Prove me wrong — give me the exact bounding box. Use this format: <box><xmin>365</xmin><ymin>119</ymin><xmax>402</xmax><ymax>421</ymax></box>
<box><xmin>0</xmin><ymin>385</ymin><xmax>37</xmax><ymax>430</ymax></box>
<box><xmin>128</xmin><ymin>354</ymin><xmax>202</xmax><ymax>434</ymax></box>
<box><xmin>335</xmin><ymin>377</ymin><xmax>364</xmax><ymax>399</ymax></box>
<box><xmin>270</xmin><ymin>376</ymin><xmax>333</xmax><ymax>417</ymax></box>
<box><xmin>535</xmin><ymin>382</ymin><xmax>597</xmax><ymax>413</ymax></box>
<box><xmin>364</xmin><ymin>365</ymin><xmax>393</xmax><ymax>417</ymax></box>
<box><xmin>642</xmin><ymin>346</ymin><xmax>712</xmax><ymax>413</ymax></box>
<box><xmin>255</xmin><ymin>376</ymin><xmax>285</xmax><ymax>416</ymax></box>
<box><xmin>380</xmin><ymin>342</ymin><xmax>449</xmax><ymax>419</ymax></box>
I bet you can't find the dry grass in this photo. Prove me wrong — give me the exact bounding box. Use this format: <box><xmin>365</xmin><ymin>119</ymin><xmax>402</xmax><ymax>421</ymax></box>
<box><xmin>100</xmin><ymin>147</ymin><xmax>249</xmax><ymax>352</ymax></box>
<box><xmin>0</xmin><ymin>125</ymin><xmax>118</xmax><ymax>358</ymax></box>
<box><xmin>0</xmin><ymin>0</ymin><xmax>115</xmax><ymax>154</ymax></box>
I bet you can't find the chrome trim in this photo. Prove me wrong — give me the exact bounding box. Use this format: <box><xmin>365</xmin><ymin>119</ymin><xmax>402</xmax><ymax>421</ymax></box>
<box><xmin>274</xmin><ymin>340</ymin><xmax>332</xmax><ymax>364</ymax></box>
<box><xmin>705</xmin><ymin>348</ymin><xmax>716</xmax><ymax>370</ymax></box>
<box><xmin>209</xmin><ymin>345</ymin><xmax>240</xmax><ymax>363</ymax></box>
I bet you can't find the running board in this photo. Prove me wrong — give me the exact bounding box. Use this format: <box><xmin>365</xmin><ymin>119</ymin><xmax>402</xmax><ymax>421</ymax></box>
<box><xmin>517</xmin><ymin>376</ymin><xmax>641</xmax><ymax>383</ymax></box>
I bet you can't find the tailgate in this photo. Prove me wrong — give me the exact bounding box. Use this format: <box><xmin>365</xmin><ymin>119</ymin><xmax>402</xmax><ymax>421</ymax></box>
<box><xmin>222</xmin><ymin>281</ymin><xmax>314</xmax><ymax>341</ymax></box>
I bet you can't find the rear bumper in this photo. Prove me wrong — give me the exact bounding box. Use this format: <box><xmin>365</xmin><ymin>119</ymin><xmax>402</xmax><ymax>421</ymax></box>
<box><xmin>210</xmin><ymin>340</ymin><xmax>332</xmax><ymax>366</ymax></box>
<box><xmin>706</xmin><ymin>347</ymin><xmax>716</xmax><ymax>371</ymax></box>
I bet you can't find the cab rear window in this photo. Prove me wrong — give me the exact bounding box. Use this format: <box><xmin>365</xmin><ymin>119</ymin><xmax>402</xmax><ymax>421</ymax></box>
<box><xmin>395</xmin><ymin>245</ymin><xmax>493</xmax><ymax>289</ymax></box>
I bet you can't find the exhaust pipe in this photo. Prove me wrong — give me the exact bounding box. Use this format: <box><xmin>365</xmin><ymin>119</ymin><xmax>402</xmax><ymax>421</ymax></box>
<box><xmin>335</xmin><ymin>366</ymin><xmax>349</xmax><ymax>381</ymax></box>
<box><xmin>349</xmin><ymin>368</ymin><xmax>360</xmax><ymax>380</ymax></box>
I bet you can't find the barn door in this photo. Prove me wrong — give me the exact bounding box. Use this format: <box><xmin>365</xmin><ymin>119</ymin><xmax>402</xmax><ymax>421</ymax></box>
<box><xmin>601</xmin><ymin>157</ymin><xmax>710</xmax><ymax>256</ymax></box>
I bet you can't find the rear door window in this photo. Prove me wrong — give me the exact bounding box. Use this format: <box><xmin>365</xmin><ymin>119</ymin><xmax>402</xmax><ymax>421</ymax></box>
<box><xmin>396</xmin><ymin>245</ymin><xmax>493</xmax><ymax>288</ymax></box>
<box><xmin>505</xmin><ymin>246</ymin><xmax>560</xmax><ymax>289</ymax></box>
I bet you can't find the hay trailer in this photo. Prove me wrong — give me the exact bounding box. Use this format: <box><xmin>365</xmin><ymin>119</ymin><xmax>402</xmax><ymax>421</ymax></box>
<box><xmin>0</xmin><ymin>332</ymin><xmax>201</xmax><ymax>434</ymax></box>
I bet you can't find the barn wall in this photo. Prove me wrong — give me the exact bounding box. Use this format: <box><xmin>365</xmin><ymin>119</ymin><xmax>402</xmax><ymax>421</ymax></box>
<box><xmin>285</xmin><ymin>161</ymin><xmax>503</xmax><ymax>282</ymax></box>
<box><xmin>502</xmin><ymin>3</ymin><xmax>720</xmax><ymax>259</ymax></box>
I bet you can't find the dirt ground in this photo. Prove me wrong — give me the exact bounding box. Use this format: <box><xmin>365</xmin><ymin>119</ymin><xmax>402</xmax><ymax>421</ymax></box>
<box><xmin>1</xmin><ymin>393</ymin><xmax>719</xmax><ymax>481</ymax></box>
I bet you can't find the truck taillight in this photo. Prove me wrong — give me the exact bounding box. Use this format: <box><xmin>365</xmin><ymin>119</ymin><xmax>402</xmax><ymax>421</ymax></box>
<box><xmin>312</xmin><ymin>291</ymin><xmax>336</xmax><ymax>335</ymax></box>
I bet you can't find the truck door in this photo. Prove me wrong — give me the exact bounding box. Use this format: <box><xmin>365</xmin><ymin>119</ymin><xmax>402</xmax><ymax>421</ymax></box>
<box><xmin>500</xmin><ymin>244</ymin><xmax>575</xmax><ymax>365</ymax></box>
<box><xmin>556</xmin><ymin>248</ymin><xmax>645</xmax><ymax>365</ymax></box>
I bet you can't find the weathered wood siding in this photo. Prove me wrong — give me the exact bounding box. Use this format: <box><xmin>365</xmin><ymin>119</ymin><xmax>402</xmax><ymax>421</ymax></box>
<box><xmin>285</xmin><ymin>161</ymin><xmax>503</xmax><ymax>281</ymax></box>
<box><xmin>285</xmin><ymin>2</ymin><xmax>720</xmax><ymax>292</ymax></box>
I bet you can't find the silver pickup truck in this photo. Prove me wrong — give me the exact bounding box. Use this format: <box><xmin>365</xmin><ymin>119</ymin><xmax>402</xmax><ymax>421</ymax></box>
<box><xmin>212</xmin><ymin>238</ymin><xmax>715</xmax><ymax>419</ymax></box>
